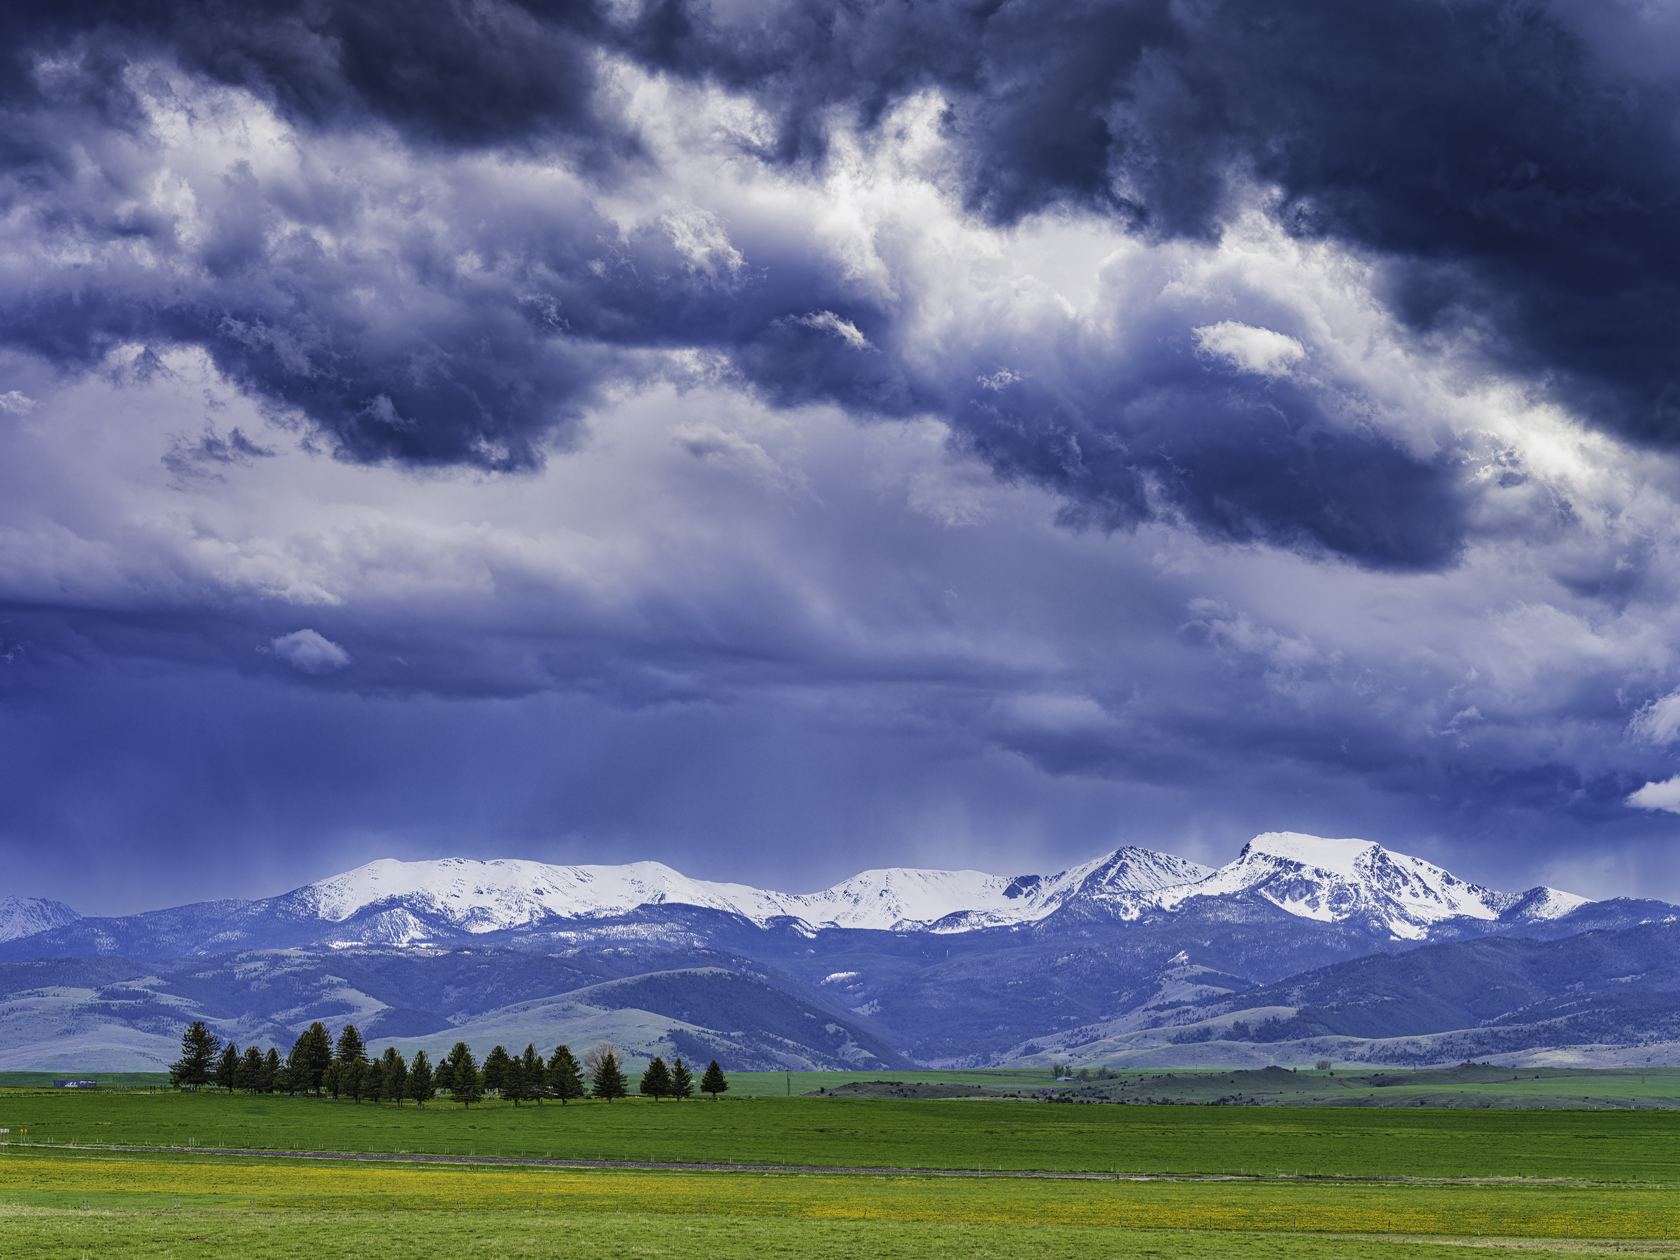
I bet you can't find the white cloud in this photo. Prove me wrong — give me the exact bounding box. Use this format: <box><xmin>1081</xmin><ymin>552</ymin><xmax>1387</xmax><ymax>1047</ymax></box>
<box><xmin>1630</xmin><ymin>691</ymin><xmax>1680</xmax><ymax>744</ymax></box>
<box><xmin>0</xmin><ymin>392</ymin><xmax>35</xmax><ymax>415</ymax></box>
<box><xmin>270</xmin><ymin>629</ymin><xmax>352</xmax><ymax>674</ymax></box>
<box><xmin>791</xmin><ymin>311</ymin><xmax>872</xmax><ymax>351</ymax></box>
<box><xmin>1192</xmin><ymin>321</ymin><xmax>1306</xmax><ymax>377</ymax></box>
<box><xmin>1626</xmin><ymin>776</ymin><xmax>1680</xmax><ymax>814</ymax></box>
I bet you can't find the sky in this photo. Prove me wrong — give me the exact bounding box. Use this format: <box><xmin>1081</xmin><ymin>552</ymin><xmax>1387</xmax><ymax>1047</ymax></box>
<box><xmin>4</xmin><ymin>0</ymin><xmax>1680</xmax><ymax>915</ymax></box>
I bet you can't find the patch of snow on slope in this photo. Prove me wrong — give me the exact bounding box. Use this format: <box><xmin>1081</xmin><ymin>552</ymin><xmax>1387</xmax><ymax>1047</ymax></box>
<box><xmin>0</xmin><ymin>897</ymin><xmax>81</xmax><ymax>943</ymax></box>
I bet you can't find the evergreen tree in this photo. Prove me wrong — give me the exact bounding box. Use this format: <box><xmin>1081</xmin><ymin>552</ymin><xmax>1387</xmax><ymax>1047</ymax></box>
<box><xmin>334</xmin><ymin>1023</ymin><xmax>368</xmax><ymax>1102</ymax></box>
<box><xmin>380</xmin><ymin>1047</ymin><xmax>407</xmax><ymax>1106</ymax></box>
<box><xmin>283</xmin><ymin>1038</ymin><xmax>305</xmax><ymax>1095</ymax></box>
<box><xmin>639</xmin><ymin>1056</ymin><xmax>672</xmax><ymax>1102</ymax></box>
<box><xmin>670</xmin><ymin>1057</ymin><xmax>693</xmax><ymax>1100</ymax></box>
<box><xmin>323</xmin><ymin>1061</ymin><xmax>342</xmax><ymax>1101</ymax></box>
<box><xmin>334</xmin><ymin>1023</ymin><xmax>368</xmax><ymax>1070</ymax></box>
<box><xmin>237</xmin><ymin>1045</ymin><xmax>263</xmax><ymax>1092</ymax></box>
<box><xmin>169</xmin><ymin>1021</ymin><xmax>220</xmax><ymax>1090</ymax></box>
<box><xmin>435</xmin><ymin>1053</ymin><xmax>455</xmax><ymax>1095</ymax></box>
<box><xmin>547</xmin><ymin>1045</ymin><xmax>584</xmax><ymax>1105</ymax></box>
<box><xmin>504</xmin><ymin>1054</ymin><xmax>527</xmax><ymax>1107</ymax></box>
<box><xmin>215</xmin><ymin>1042</ymin><xmax>240</xmax><ymax>1093</ymax></box>
<box><xmin>482</xmin><ymin>1045</ymin><xmax>512</xmax><ymax>1096</ymax></box>
<box><xmin>407</xmin><ymin>1050</ymin><xmax>435</xmax><ymax>1108</ymax></box>
<box><xmin>260</xmin><ymin>1047</ymin><xmax>279</xmax><ymax>1094</ymax></box>
<box><xmin>521</xmin><ymin>1044</ymin><xmax>543</xmax><ymax>1104</ymax></box>
<box><xmin>273</xmin><ymin>1058</ymin><xmax>295</xmax><ymax>1096</ymax></box>
<box><xmin>700</xmin><ymin>1060</ymin><xmax>729</xmax><ymax>1100</ymax></box>
<box><xmin>353</xmin><ymin>1058</ymin><xmax>375</xmax><ymax>1104</ymax></box>
<box><xmin>294</xmin><ymin>1022</ymin><xmax>333</xmax><ymax>1095</ymax></box>
<box><xmin>447</xmin><ymin>1043</ymin><xmax>483</xmax><ymax>1108</ymax></box>
<box><xmin>591</xmin><ymin>1052</ymin><xmax>628</xmax><ymax>1102</ymax></box>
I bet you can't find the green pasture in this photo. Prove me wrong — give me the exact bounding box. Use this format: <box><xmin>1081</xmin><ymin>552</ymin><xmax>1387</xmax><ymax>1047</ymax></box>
<box><xmin>1035</xmin><ymin>1064</ymin><xmax>1680</xmax><ymax>1109</ymax></box>
<box><xmin>7</xmin><ymin>1206</ymin><xmax>1661</xmax><ymax>1260</ymax></box>
<box><xmin>5</xmin><ymin>1147</ymin><xmax>1680</xmax><ymax>1247</ymax></box>
<box><xmin>2</xmin><ymin>1088</ymin><xmax>1679</xmax><ymax>1180</ymax></box>
<box><xmin>0</xmin><ymin>1072</ymin><xmax>170</xmax><ymax>1091</ymax></box>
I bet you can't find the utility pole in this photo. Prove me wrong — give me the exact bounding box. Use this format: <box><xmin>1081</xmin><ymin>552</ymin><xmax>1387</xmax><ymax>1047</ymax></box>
<box><xmin>786</xmin><ymin>1069</ymin><xmax>791</xmax><ymax>1096</ymax></box>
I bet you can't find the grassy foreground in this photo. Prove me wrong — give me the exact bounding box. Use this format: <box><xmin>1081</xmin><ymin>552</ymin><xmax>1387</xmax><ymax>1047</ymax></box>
<box><xmin>11</xmin><ymin>1206</ymin><xmax>1668</xmax><ymax>1260</ymax></box>
<box><xmin>5</xmin><ymin>1149</ymin><xmax>1680</xmax><ymax>1240</ymax></box>
<box><xmin>3</xmin><ymin>1090</ymin><xmax>1680</xmax><ymax>1180</ymax></box>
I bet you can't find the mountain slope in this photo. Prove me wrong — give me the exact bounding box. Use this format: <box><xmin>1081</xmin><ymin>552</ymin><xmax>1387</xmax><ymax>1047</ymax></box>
<box><xmin>1164</xmin><ymin>921</ymin><xmax>1680</xmax><ymax>1043</ymax></box>
<box><xmin>0</xmin><ymin>945</ymin><xmax>910</xmax><ymax>1073</ymax></box>
<box><xmin>1001</xmin><ymin>920</ymin><xmax>1680</xmax><ymax>1071</ymax></box>
<box><xmin>0</xmin><ymin>896</ymin><xmax>80</xmax><ymax>943</ymax></box>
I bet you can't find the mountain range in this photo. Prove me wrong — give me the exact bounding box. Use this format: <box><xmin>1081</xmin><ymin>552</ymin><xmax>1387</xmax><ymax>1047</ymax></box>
<box><xmin>0</xmin><ymin>832</ymin><xmax>1675</xmax><ymax>1074</ymax></box>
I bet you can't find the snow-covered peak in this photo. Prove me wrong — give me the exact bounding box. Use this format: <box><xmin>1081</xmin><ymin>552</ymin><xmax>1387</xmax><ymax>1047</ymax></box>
<box><xmin>1066</xmin><ymin>846</ymin><xmax>1215</xmax><ymax>897</ymax></box>
<box><xmin>784</xmin><ymin>866</ymin><xmax>1020</xmax><ymax>930</ymax></box>
<box><xmin>0</xmin><ymin>895</ymin><xmax>81</xmax><ymax>943</ymax></box>
<box><xmin>293</xmin><ymin>857</ymin><xmax>795</xmax><ymax>930</ymax></box>
<box><xmin>280</xmin><ymin>846</ymin><xmax>1212</xmax><ymax>939</ymax></box>
<box><xmin>1160</xmin><ymin>831</ymin><xmax>1541</xmax><ymax>939</ymax></box>
<box><xmin>1241</xmin><ymin>831</ymin><xmax>1380</xmax><ymax>876</ymax></box>
<box><xmin>271</xmin><ymin>832</ymin><xmax>1592</xmax><ymax>946</ymax></box>
<box><xmin>1492</xmin><ymin>884</ymin><xmax>1592</xmax><ymax>922</ymax></box>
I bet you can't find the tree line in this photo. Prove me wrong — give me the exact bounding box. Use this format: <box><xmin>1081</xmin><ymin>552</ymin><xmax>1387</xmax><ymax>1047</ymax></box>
<box><xmin>168</xmin><ymin>1021</ymin><xmax>729</xmax><ymax>1105</ymax></box>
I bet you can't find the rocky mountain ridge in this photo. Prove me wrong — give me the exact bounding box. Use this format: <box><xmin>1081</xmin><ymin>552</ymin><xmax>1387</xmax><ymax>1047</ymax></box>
<box><xmin>0</xmin><ymin>832</ymin><xmax>1591</xmax><ymax>960</ymax></box>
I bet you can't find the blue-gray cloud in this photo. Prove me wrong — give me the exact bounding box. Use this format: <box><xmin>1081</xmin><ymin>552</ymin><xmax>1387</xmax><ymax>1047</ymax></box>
<box><xmin>7</xmin><ymin>0</ymin><xmax>1674</xmax><ymax>564</ymax></box>
<box><xmin>1</xmin><ymin>0</ymin><xmax>1679</xmax><ymax>910</ymax></box>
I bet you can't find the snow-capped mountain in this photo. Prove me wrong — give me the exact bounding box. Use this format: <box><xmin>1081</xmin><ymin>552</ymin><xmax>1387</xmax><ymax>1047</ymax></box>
<box><xmin>0</xmin><ymin>896</ymin><xmax>80</xmax><ymax>943</ymax></box>
<box><xmin>276</xmin><ymin>831</ymin><xmax>1579</xmax><ymax>944</ymax></box>
<box><xmin>1156</xmin><ymin>832</ymin><xmax>1589</xmax><ymax>940</ymax></box>
<box><xmin>0</xmin><ymin>833</ymin><xmax>1597</xmax><ymax>959</ymax></box>
<box><xmin>276</xmin><ymin>845</ymin><xmax>1214</xmax><ymax>940</ymax></box>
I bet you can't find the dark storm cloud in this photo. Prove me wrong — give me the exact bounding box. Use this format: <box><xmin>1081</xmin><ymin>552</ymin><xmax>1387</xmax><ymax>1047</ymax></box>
<box><xmin>669</xmin><ymin>0</ymin><xmax>1680</xmax><ymax>556</ymax></box>
<box><xmin>0</xmin><ymin>0</ymin><xmax>607</xmax><ymax>147</ymax></box>
<box><xmin>7</xmin><ymin>0</ymin><xmax>1680</xmax><ymax>908</ymax></box>
<box><xmin>3</xmin><ymin>0</ymin><xmax>1675</xmax><ymax>567</ymax></box>
<box><xmin>629</xmin><ymin>0</ymin><xmax>1680</xmax><ymax>441</ymax></box>
<box><xmin>944</xmin><ymin>334</ymin><xmax>1470</xmax><ymax>569</ymax></box>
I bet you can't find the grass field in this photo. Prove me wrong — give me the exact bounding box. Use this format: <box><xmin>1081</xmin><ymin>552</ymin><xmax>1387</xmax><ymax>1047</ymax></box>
<box><xmin>9</xmin><ymin>1205</ymin><xmax>1667</xmax><ymax>1260</ymax></box>
<box><xmin>3</xmin><ymin>1147</ymin><xmax>1680</xmax><ymax>1242</ymax></box>
<box><xmin>6</xmin><ymin>1086</ymin><xmax>1680</xmax><ymax>1257</ymax></box>
<box><xmin>2</xmin><ymin>1090</ymin><xmax>1680</xmax><ymax>1181</ymax></box>
<box><xmin>1017</xmin><ymin>1064</ymin><xmax>1680</xmax><ymax>1110</ymax></box>
<box><xmin>0</xmin><ymin>1072</ymin><xmax>169</xmax><ymax>1090</ymax></box>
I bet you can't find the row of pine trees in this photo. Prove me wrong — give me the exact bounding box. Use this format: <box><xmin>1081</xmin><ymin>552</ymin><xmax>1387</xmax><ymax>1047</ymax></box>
<box><xmin>168</xmin><ymin>1020</ymin><xmax>728</xmax><ymax>1105</ymax></box>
